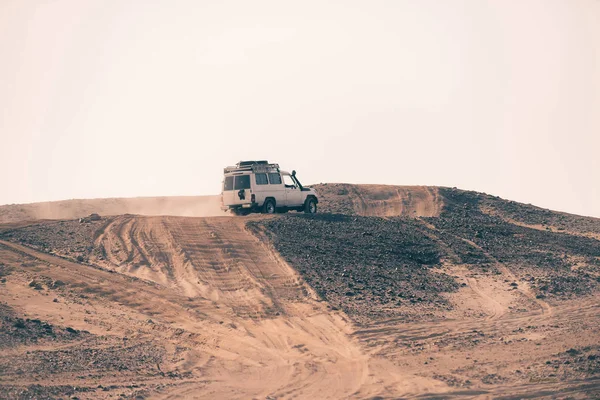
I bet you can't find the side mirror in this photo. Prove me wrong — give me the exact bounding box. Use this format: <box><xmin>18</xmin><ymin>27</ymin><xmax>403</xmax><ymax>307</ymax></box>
<box><xmin>292</xmin><ymin>170</ymin><xmax>296</xmax><ymax>177</ymax></box>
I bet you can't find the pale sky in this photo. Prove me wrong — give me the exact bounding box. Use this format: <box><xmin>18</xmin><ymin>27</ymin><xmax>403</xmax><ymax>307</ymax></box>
<box><xmin>1</xmin><ymin>0</ymin><xmax>599</xmax><ymax>217</ymax></box>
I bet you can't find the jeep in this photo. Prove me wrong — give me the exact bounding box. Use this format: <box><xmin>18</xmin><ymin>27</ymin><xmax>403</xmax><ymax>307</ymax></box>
<box><xmin>220</xmin><ymin>161</ymin><xmax>318</xmax><ymax>215</ymax></box>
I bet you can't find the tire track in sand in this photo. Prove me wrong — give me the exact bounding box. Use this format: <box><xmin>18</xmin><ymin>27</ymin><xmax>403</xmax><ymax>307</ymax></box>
<box><xmin>88</xmin><ymin>215</ymin><xmax>448</xmax><ymax>399</ymax></box>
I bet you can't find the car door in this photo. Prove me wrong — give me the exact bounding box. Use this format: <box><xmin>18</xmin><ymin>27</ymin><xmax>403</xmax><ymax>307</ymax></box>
<box><xmin>282</xmin><ymin>173</ymin><xmax>303</xmax><ymax>207</ymax></box>
<box><xmin>267</xmin><ymin>172</ymin><xmax>286</xmax><ymax>206</ymax></box>
<box><xmin>221</xmin><ymin>175</ymin><xmax>237</xmax><ymax>205</ymax></box>
<box><xmin>222</xmin><ymin>174</ymin><xmax>251</xmax><ymax>206</ymax></box>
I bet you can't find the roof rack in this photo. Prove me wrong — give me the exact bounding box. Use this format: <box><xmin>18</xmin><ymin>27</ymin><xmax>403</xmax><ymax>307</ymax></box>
<box><xmin>238</xmin><ymin>160</ymin><xmax>269</xmax><ymax>167</ymax></box>
<box><xmin>224</xmin><ymin>161</ymin><xmax>280</xmax><ymax>174</ymax></box>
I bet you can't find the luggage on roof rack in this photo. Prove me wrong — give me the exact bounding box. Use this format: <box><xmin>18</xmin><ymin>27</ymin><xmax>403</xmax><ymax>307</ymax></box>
<box><xmin>223</xmin><ymin>161</ymin><xmax>280</xmax><ymax>174</ymax></box>
<box><xmin>238</xmin><ymin>160</ymin><xmax>269</xmax><ymax>167</ymax></box>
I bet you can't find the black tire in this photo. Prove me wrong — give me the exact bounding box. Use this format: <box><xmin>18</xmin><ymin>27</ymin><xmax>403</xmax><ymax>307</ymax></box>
<box><xmin>263</xmin><ymin>199</ymin><xmax>276</xmax><ymax>214</ymax></box>
<box><xmin>304</xmin><ymin>198</ymin><xmax>317</xmax><ymax>214</ymax></box>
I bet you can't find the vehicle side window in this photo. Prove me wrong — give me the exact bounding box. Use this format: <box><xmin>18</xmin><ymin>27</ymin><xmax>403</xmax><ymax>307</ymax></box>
<box><xmin>234</xmin><ymin>175</ymin><xmax>251</xmax><ymax>190</ymax></box>
<box><xmin>268</xmin><ymin>173</ymin><xmax>282</xmax><ymax>185</ymax></box>
<box><xmin>224</xmin><ymin>176</ymin><xmax>234</xmax><ymax>191</ymax></box>
<box><xmin>255</xmin><ymin>173</ymin><xmax>268</xmax><ymax>185</ymax></box>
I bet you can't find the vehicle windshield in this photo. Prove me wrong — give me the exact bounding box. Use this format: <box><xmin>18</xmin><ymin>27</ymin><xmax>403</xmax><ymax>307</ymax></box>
<box><xmin>283</xmin><ymin>174</ymin><xmax>296</xmax><ymax>188</ymax></box>
<box><xmin>234</xmin><ymin>175</ymin><xmax>251</xmax><ymax>190</ymax></box>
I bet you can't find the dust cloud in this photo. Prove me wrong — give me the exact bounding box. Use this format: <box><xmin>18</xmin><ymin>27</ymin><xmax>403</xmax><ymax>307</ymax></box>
<box><xmin>0</xmin><ymin>195</ymin><xmax>226</xmax><ymax>223</ymax></box>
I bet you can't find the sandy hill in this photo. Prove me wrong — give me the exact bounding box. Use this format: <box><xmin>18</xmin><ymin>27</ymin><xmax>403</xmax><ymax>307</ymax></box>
<box><xmin>0</xmin><ymin>184</ymin><xmax>599</xmax><ymax>398</ymax></box>
<box><xmin>0</xmin><ymin>184</ymin><xmax>440</xmax><ymax>223</ymax></box>
<box><xmin>3</xmin><ymin>184</ymin><xmax>598</xmax><ymax>230</ymax></box>
<box><xmin>0</xmin><ymin>184</ymin><xmax>445</xmax><ymax>223</ymax></box>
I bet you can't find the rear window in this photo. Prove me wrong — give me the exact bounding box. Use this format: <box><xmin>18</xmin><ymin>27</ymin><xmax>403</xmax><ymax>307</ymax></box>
<box><xmin>268</xmin><ymin>173</ymin><xmax>282</xmax><ymax>185</ymax></box>
<box><xmin>234</xmin><ymin>175</ymin><xmax>251</xmax><ymax>190</ymax></box>
<box><xmin>224</xmin><ymin>176</ymin><xmax>234</xmax><ymax>191</ymax></box>
<box><xmin>255</xmin><ymin>173</ymin><xmax>268</xmax><ymax>185</ymax></box>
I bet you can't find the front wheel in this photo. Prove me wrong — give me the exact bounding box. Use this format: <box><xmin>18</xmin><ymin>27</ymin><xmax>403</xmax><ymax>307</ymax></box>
<box><xmin>304</xmin><ymin>198</ymin><xmax>317</xmax><ymax>214</ymax></box>
<box><xmin>263</xmin><ymin>199</ymin><xmax>276</xmax><ymax>214</ymax></box>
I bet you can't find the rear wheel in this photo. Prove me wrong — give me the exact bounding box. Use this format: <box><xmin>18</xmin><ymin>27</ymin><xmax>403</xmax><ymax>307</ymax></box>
<box><xmin>263</xmin><ymin>199</ymin><xmax>276</xmax><ymax>214</ymax></box>
<box><xmin>304</xmin><ymin>198</ymin><xmax>317</xmax><ymax>214</ymax></box>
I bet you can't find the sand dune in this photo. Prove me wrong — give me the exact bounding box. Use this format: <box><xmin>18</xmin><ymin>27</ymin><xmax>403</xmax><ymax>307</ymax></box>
<box><xmin>0</xmin><ymin>185</ymin><xmax>599</xmax><ymax>398</ymax></box>
<box><xmin>314</xmin><ymin>184</ymin><xmax>444</xmax><ymax>217</ymax></box>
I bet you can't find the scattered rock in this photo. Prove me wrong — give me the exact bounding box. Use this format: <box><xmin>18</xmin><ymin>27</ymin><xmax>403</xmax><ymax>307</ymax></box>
<box><xmin>13</xmin><ymin>319</ymin><xmax>26</xmax><ymax>329</ymax></box>
<box><xmin>50</xmin><ymin>280</ymin><xmax>65</xmax><ymax>288</ymax></box>
<box><xmin>89</xmin><ymin>213</ymin><xmax>101</xmax><ymax>221</ymax></box>
<box><xmin>28</xmin><ymin>280</ymin><xmax>43</xmax><ymax>290</ymax></box>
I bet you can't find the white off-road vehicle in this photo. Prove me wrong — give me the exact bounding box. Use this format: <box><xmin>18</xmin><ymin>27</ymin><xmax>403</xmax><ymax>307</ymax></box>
<box><xmin>220</xmin><ymin>161</ymin><xmax>318</xmax><ymax>215</ymax></box>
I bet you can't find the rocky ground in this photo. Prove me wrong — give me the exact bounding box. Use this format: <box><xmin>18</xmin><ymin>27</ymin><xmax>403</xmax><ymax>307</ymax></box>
<box><xmin>429</xmin><ymin>188</ymin><xmax>600</xmax><ymax>299</ymax></box>
<box><xmin>0</xmin><ymin>217</ymin><xmax>112</xmax><ymax>265</ymax></box>
<box><xmin>0</xmin><ymin>248</ymin><xmax>172</xmax><ymax>400</ymax></box>
<box><xmin>253</xmin><ymin>189</ymin><xmax>599</xmax><ymax>324</ymax></box>
<box><xmin>477</xmin><ymin>190</ymin><xmax>600</xmax><ymax>238</ymax></box>
<box><xmin>0</xmin><ymin>302</ymin><xmax>90</xmax><ymax>349</ymax></box>
<box><xmin>250</xmin><ymin>214</ymin><xmax>459</xmax><ymax>324</ymax></box>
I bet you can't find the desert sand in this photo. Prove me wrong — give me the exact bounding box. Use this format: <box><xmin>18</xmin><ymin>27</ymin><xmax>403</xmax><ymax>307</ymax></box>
<box><xmin>0</xmin><ymin>185</ymin><xmax>598</xmax><ymax>399</ymax></box>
